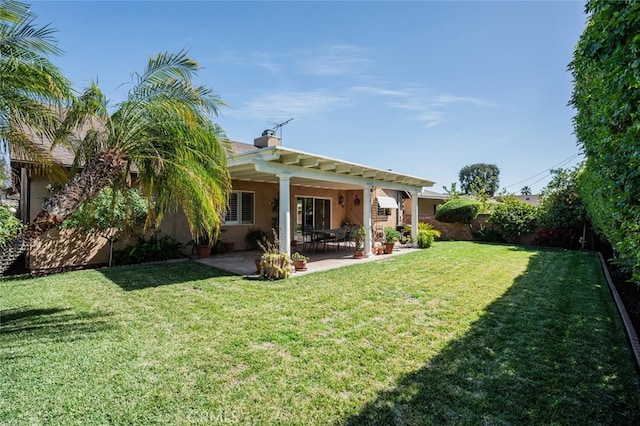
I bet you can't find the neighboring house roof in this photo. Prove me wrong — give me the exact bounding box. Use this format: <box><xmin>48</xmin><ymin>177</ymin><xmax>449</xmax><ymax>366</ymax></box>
<box><xmin>417</xmin><ymin>189</ymin><xmax>449</xmax><ymax>200</ymax></box>
<box><xmin>228</xmin><ymin>140</ymin><xmax>259</xmax><ymax>155</ymax></box>
<box><xmin>227</xmin><ymin>145</ymin><xmax>435</xmax><ymax>192</ymax></box>
<box><xmin>514</xmin><ymin>194</ymin><xmax>540</xmax><ymax>206</ymax></box>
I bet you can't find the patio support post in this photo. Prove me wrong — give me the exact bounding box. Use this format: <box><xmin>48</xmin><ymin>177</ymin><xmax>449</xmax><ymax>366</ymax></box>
<box><xmin>410</xmin><ymin>190</ymin><xmax>419</xmax><ymax>247</ymax></box>
<box><xmin>278</xmin><ymin>174</ymin><xmax>291</xmax><ymax>257</ymax></box>
<box><xmin>363</xmin><ymin>185</ymin><xmax>373</xmax><ymax>257</ymax></box>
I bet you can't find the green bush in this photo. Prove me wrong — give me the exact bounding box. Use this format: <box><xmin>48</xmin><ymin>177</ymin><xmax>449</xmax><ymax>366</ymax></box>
<box><xmin>416</xmin><ymin>230</ymin><xmax>434</xmax><ymax>248</ymax></box>
<box><xmin>570</xmin><ymin>0</ymin><xmax>640</xmax><ymax>283</ymax></box>
<box><xmin>114</xmin><ymin>234</ymin><xmax>184</xmax><ymax>265</ymax></box>
<box><xmin>60</xmin><ymin>187</ymin><xmax>148</xmax><ymax>234</ymax></box>
<box><xmin>0</xmin><ymin>206</ymin><xmax>24</xmax><ymax>247</ymax></box>
<box><xmin>488</xmin><ymin>198</ymin><xmax>538</xmax><ymax>243</ymax></box>
<box><xmin>435</xmin><ymin>198</ymin><xmax>481</xmax><ymax>224</ymax></box>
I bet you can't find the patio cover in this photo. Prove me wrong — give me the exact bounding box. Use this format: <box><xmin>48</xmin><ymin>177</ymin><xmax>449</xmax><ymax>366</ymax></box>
<box><xmin>227</xmin><ymin>145</ymin><xmax>435</xmax><ymax>257</ymax></box>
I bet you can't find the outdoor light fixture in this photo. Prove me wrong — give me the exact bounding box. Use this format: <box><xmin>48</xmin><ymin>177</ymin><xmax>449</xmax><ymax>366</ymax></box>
<box><xmin>339</xmin><ymin>195</ymin><xmax>345</xmax><ymax>207</ymax></box>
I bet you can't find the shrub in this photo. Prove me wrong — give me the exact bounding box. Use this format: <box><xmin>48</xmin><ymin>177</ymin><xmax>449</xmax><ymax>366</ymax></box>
<box><xmin>435</xmin><ymin>198</ymin><xmax>481</xmax><ymax>224</ymax></box>
<box><xmin>416</xmin><ymin>230</ymin><xmax>434</xmax><ymax>248</ymax></box>
<box><xmin>60</xmin><ymin>187</ymin><xmax>148</xmax><ymax>235</ymax></box>
<box><xmin>0</xmin><ymin>207</ymin><xmax>25</xmax><ymax>247</ymax></box>
<box><xmin>488</xmin><ymin>198</ymin><xmax>538</xmax><ymax>243</ymax></box>
<box><xmin>114</xmin><ymin>234</ymin><xmax>184</xmax><ymax>265</ymax></box>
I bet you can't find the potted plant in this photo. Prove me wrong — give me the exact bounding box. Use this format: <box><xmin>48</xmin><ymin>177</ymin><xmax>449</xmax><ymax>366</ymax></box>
<box><xmin>353</xmin><ymin>226</ymin><xmax>366</xmax><ymax>259</ymax></box>
<box><xmin>383</xmin><ymin>226</ymin><xmax>401</xmax><ymax>254</ymax></box>
<box><xmin>245</xmin><ymin>227</ymin><xmax>268</xmax><ymax>250</ymax></box>
<box><xmin>291</xmin><ymin>252</ymin><xmax>308</xmax><ymax>271</ymax></box>
<box><xmin>188</xmin><ymin>229</ymin><xmax>212</xmax><ymax>258</ymax></box>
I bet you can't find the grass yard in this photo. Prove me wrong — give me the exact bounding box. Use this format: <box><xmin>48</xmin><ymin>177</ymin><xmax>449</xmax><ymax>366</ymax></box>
<box><xmin>1</xmin><ymin>241</ymin><xmax>639</xmax><ymax>425</ymax></box>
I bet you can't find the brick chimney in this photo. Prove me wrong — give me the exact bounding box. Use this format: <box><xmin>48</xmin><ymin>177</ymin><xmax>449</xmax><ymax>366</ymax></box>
<box><xmin>254</xmin><ymin>129</ymin><xmax>281</xmax><ymax>148</ymax></box>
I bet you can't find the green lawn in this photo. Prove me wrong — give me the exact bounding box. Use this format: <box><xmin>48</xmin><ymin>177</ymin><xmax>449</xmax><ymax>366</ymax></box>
<box><xmin>1</xmin><ymin>242</ymin><xmax>639</xmax><ymax>425</ymax></box>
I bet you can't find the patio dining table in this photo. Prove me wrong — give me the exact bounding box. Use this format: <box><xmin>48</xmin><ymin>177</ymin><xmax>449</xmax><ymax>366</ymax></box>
<box><xmin>308</xmin><ymin>228</ymin><xmax>352</xmax><ymax>253</ymax></box>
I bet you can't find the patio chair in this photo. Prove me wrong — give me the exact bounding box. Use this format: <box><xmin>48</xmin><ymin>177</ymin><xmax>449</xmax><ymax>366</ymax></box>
<box><xmin>302</xmin><ymin>225</ymin><xmax>316</xmax><ymax>252</ymax></box>
<box><xmin>333</xmin><ymin>227</ymin><xmax>349</xmax><ymax>251</ymax></box>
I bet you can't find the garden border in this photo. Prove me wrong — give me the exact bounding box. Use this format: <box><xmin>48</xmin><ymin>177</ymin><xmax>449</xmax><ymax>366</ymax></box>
<box><xmin>598</xmin><ymin>252</ymin><xmax>640</xmax><ymax>371</ymax></box>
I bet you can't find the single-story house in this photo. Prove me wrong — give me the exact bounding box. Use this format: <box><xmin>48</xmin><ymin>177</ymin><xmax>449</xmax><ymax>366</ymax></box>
<box><xmin>401</xmin><ymin>188</ymin><xmax>449</xmax><ymax>225</ymax></box>
<box><xmin>8</xmin><ymin>131</ymin><xmax>436</xmax><ymax>271</ymax></box>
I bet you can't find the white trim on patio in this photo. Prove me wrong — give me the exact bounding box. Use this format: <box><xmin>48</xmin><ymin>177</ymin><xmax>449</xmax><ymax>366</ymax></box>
<box><xmin>227</xmin><ymin>146</ymin><xmax>435</xmax><ymax>257</ymax></box>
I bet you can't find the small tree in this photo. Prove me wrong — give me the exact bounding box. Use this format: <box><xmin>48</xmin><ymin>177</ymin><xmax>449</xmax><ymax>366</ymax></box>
<box><xmin>459</xmin><ymin>163</ymin><xmax>500</xmax><ymax>196</ymax></box>
<box><xmin>536</xmin><ymin>168</ymin><xmax>586</xmax><ymax>248</ymax></box>
<box><xmin>442</xmin><ymin>182</ymin><xmax>461</xmax><ymax>199</ymax></box>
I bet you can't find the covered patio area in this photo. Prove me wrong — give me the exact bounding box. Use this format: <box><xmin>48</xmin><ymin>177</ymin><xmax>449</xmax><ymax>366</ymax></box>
<box><xmin>195</xmin><ymin>244</ymin><xmax>419</xmax><ymax>277</ymax></box>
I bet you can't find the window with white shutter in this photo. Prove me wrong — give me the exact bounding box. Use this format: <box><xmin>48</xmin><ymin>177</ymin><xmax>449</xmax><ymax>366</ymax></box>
<box><xmin>225</xmin><ymin>191</ymin><xmax>254</xmax><ymax>225</ymax></box>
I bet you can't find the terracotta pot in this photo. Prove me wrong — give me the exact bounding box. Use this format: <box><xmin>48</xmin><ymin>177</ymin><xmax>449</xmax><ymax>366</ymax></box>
<box><xmin>353</xmin><ymin>250</ymin><xmax>365</xmax><ymax>259</ymax></box>
<box><xmin>195</xmin><ymin>245</ymin><xmax>212</xmax><ymax>258</ymax></box>
<box><xmin>384</xmin><ymin>242</ymin><xmax>395</xmax><ymax>254</ymax></box>
<box><xmin>377</xmin><ymin>247</ymin><xmax>384</xmax><ymax>255</ymax></box>
<box><xmin>293</xmin><ymin>260</ymin><xmax>307</xmax><ymax>271</ymax></box>
<box><xmin>224</xmin><ymin>242</ymin><xmax>235</xmax><ymax>253</ymax></box>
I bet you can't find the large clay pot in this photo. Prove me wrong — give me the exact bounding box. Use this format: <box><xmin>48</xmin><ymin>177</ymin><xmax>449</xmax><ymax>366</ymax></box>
<box><xmin>196</xmin><ymin>245</ymin><xmax>212</xmax><ymax>258</ymax></box>
<box><xmin>293</xmin><ymin>260</ymin><xmax>307</xmax><ymax>271</ymax></box>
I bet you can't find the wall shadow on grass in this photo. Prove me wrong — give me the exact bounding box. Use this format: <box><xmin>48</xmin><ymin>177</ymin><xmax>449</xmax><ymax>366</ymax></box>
<box><xmin>342</xmin><ymin>249</ymin><xmax>640</xmax><ymax>425</ymax></box>
<box><xmin>0</xmin><ymin>306</ymin><xmax>113</xmax><ymax>350</ymax></box>
<box><xmin>98</xmin><ymin>260</ymin><xmax>237</xmax><ymax>291</ymax></box>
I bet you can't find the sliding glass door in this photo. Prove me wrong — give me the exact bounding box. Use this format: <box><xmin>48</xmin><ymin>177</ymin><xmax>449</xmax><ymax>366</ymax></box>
<box><xmin>295</xmin><ymin>197</ymin><xmax>331</xmax><ymax>234</ymax></box>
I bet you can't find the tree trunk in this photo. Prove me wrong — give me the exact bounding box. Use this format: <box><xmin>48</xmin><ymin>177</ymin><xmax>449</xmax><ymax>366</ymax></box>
<box><xmin>0</xmin><ymin>148</ymin><xmax>128</xmax><ymax>274</ymax></box>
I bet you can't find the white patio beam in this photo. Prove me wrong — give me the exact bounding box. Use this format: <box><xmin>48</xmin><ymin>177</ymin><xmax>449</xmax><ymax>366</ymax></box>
<box><xmin>319</xmin><ymin>162</ymin><xmax>337</xmax><ymax>171</ymax></box>
<box><xmin>252</xmin><ymin>160</ymin><xmax>424</xmax><ymax>193</ymax></box>
<box><xmin>281</xmin><ymin>154</ymin><xmax>301</xmax><ymax>165</ymax></box>
<box><xmin>300</xmin><ymin>158</ymin><xmax>320</xmax><ymax>168</ymax></box>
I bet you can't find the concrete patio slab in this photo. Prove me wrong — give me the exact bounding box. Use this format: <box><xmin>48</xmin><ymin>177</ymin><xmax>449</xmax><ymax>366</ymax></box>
<box><xmin>194</xmin><ymin>245</ymin><xmax>419</xmax><ymax>277</ymax></box>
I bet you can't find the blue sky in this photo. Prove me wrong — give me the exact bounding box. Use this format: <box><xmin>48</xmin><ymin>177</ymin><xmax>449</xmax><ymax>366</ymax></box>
<box><xmin>31</xmin><ymin>1</ymin><xmax>587</xmax><ymax>193</ymax></box>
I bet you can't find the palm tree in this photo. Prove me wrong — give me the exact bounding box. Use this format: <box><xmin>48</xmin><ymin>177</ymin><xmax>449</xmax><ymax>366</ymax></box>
<box><xmin>1</xmin><ymin>50</ymin><xmax>232</xmax><ymax>273</ymax></box>
<box><xmin>520</xmin><ymin>186</ymin><xmax>532</xmax><ymax>196</ymax></box>
<box><xmin>37</xmin><ymin>51</ymin><xmax>231</xmax><ymax>238</ymax></box>
<box><xmin>0</xmin><ymin>0</ymin><xmax>71</xmax><ymax>174</ymax></box>
<box><xmin>0</xmin><ymin>0</ymin><xmax>71</xmax><ymax>272</ymax></box>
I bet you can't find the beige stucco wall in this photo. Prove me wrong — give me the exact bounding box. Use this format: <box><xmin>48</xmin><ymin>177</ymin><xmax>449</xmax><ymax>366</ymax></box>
<box><xmin>28</xmin><ymin>228</ymin><xmax>132</xmax><ymax>271</ymax></box>
<box><xmin>223</xmin><ymin>180</ymin><xmax>356</xmax><ymax>250</ymax></box>
<box><xmin>27</xmin><ymin>175</ymin><xmax>53</xmax><ymax>221</ymax></box>
<box><xmin>402</xmin><ymin>196</ymin><xmax>446</xmax><ymax>224</ymax></box>
<box><xmin>25</xmin><ymin>172</ymin><xmax>409</xmax><ymax>269</ymax></box>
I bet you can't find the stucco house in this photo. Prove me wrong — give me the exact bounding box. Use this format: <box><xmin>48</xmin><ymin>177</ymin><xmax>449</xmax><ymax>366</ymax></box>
<box><xmin>9</xmin><ymin>130</ymin><xmax>435</xmax><ymax>272</ymax></box>
<box><xmin>401</xmin><ymin>188</ymin><xmax>448</xmax><ymax>225</ymax></box>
